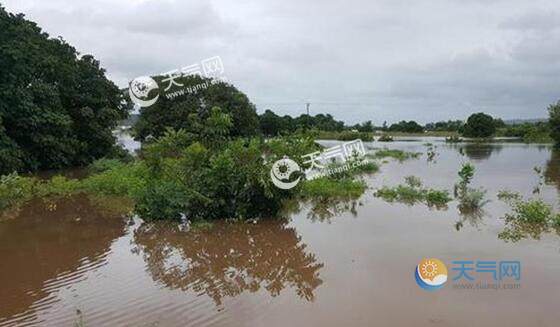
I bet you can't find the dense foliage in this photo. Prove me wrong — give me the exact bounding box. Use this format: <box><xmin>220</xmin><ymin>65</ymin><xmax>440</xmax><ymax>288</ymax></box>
<box><xmin>424</xmin><ymin>120</ymin><xmax>464</xmax><ymax>132</ymax></box>
<box><xmin>388</xmin><ymin>120</ymin><xmax>424</xmax><ymax>133</ymax></box>
<box><xmin>0</xmin><ymin>6</ymin><xmax>129</xmax><ymax>175</ymax></box>
<box><xmin>258</xmin><ymin>110</ymin><xmax>345</xmax><ymax>136</ymax></box>
<box><xmin>497</xmin><ymin>121</ymin><xmax>551</xmax><ymax>143</ymax></box>
<box><xmin>461</xmin><ymin>113</ymin><xmax>496</xmax><ymax>138</ymax></box>
<box><xmin>548</xmin><ymin>101</ymin><xmax>560</xmax><ymax>146</ymax></box>
<box><xmin>134</xmin><ymin>75</ymin><xmax>259</xmax><ymax>141</ymax></box>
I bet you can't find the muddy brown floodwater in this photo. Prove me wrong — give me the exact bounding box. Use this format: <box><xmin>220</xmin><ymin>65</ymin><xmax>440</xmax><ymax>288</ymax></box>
<box><xmin>2</xmin><ymin>139</ymin><xmax>560</xmax><ymax>326</ymax></box>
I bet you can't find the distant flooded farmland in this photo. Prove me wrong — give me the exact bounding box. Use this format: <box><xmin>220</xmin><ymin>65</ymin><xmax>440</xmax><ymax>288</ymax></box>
<box><xmin>2</xmin><ymin>138</ymin><xmax>560</xmax><ymax>327</ymax></box>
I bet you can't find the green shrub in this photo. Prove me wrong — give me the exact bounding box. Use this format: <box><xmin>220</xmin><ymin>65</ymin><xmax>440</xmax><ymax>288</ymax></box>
<box><xmin>301</xmin><ymin>178</ymin><xmax>366</xmax><ymax>198</ymax></box>
<box><xmin>37</xmin><ymin>175</ymin><xmax>81</xmax><ymax>198</ymax></box>
<box><xmin>425</xmin><ymin>190</ymin><xmax>453</xmax><ymax>207</ymax></box>
<box><xmin>374</xmin><ymin>176</ymin><xmax>452</xmax><ymax>208</ymax></box>
<box><xmin>0</xmin><ymin>173</ymin><xmax>37</xmax><ymax>211</ymax></box>
<box><xmin>134</xmin><ymin>180</ymin><xmax>189</xmax><ymax>220</ymax></box>
<box><xmin>497</xmin><ymin>190</ymin><xmax>522</xmax><ymax>203</ymax></box>
<box><xmin>378</xmin><ymin>135</ymin><xmax>394</xmax><ymax>142</ymax></box>
<box><xmin>88</xmin><ymin>158</ymin><xmax>126</xmax><ymax>173</ymax></box>
<box><xmin>371</xmin><ymin>149</ymin><xmax>421</xmax><ymax>162</ymax></box>
<box><xmin>445</xmin><ymin>135</ymin><xmax>462</xmax><ymax>143</ymax></box>
<box><xmin>457</xmin><ymin>188</ymin><xmax>488</xmax><ymax>212</ymax></box>
<box><xmin>499</xmin><ymin>198</ymin><xmax>560</xmax><ymax>242</ymax></box>
<box><xmin>454</xmin><ymin>162</ymin><xmax>488</xmax><ymax>213</ymax></box>
<box><xmin>81</xmin><ymin>162</ymin><xmax>147</xmax><ymax>197</ymax></box>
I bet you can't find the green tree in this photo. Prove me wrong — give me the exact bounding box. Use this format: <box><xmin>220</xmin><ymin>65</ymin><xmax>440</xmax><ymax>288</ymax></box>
<box><xmin>548</xmin><ymin>101</ymin><xmax>560</xmax><ymax>146</ymax></box>
<box><xmin>259</xmin><ymin>109</ymin><xmax>283</xmax><ymax>136</ymax></box>
<box><xmin>462</xmin><ymin>113</ymin><xmax>496</xmax><ymax>138</ymax></box>
<box><xmin>388</xmin><ymin>120</ymin><xmax>424</xmax><ymax>133</ymax></box>
<box><xmin>133</xmin><ymin>75</ymin><xmax>259</xmax><ymax>141</ymax></box>
<box><xmin>0</xmin><ymin>6</ymin><xmax>128</xmax><ymax>174</ymax></box>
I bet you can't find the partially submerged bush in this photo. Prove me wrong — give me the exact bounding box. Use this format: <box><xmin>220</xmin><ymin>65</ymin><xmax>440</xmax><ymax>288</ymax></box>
<box><xmin>378</xmin><ymin>135</ymin><xmax>394</xmax><ymax>142</ymax></box>
<box><xmin>457</xmin><ymin>188</ymin><xmax>488</xmax><ymax>213</ymax></box>
<box><xmin>302</xmin><ymin>178</ymin><xmax>366</xmax><ymax>199</ymax></box>
<box><xmin>374</xmin><ymin>176</ymin><xmax>452</xmax><ymax>208</ymax></box>
<box><xmin>445</xmin><ymin>135</ymin><xmax>462</xmax><ymax>143</ymax></box>
<box><xmin>499</xmin><ymin>197</ymin><xmax>560</xmax><ymax>242</ymax></box>
<box><xmin>454</xmin><ymin>163</ymin><xmax>488</xmax><ymax>213</ymax></box>
<box><xmin>0</xmin><ymin>173</ymin><xmax>36</xmax><ymax>211</ymax></box>
<box><xmin>497</xmin><ymin>190</ymin><xmax>522</xmax><ymax>203</ymax></box>
<box><xmin>370</xmin><ymin>149</ymin><xmax>421</xmax><ymax>162</ymax></box>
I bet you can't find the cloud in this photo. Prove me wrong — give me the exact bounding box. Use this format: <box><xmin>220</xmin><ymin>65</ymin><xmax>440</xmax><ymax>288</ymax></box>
<box><xmin>2</xmin><ymin>0</ymin><xmax>559</xmax><ymax>124</ymax></box>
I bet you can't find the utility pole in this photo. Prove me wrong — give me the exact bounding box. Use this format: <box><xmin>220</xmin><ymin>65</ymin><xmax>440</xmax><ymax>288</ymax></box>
<box><xmin>306</xmin><ymin>102</ymin><xmax>310</xmax><ymax>116</ymax></box>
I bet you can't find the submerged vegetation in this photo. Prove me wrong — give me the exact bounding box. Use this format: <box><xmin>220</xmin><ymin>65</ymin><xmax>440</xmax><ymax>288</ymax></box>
<box><xmin>445</xmin><ymin>135</ymin><xmax>462</xmax><ymax>143</ymax></box>
<box><xmin>369</xmin><ymin>149</ymin><xmax>421</xmax><ymax>162</ymax></box>
<box><xmin>498</xmin><ymin>191</ymin><xmax>560</xmax><ymax>242</ymax></box>
<box><xmin>377</xmin><ymin>135</ymin><xmax>394</xmax><ymax>142</ymax></box>
<box><xmin>0</xmin><ymin>109</ymin><xmax>379</xmax><ymax>221</ymax></box>
<box><xmin>454</xmin><ymin>163</ymin><xmax>489</xmax><ymax>214</ymax></box>
<box><xmin>374</xmin><ymin>176</ymin><xmax>452</xmax><ymax>208</ymax></box>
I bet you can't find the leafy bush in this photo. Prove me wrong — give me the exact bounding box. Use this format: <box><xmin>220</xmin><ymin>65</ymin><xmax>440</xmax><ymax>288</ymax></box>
<box><xmin>81</xmin><ymin>162</ymin><xmax>147</xmax><ymax>197</ymax></box>
<box><xmin>378</xmin><ymin>135</ymin><xmax>394</xmax><ymax>142</ymax></box>
<box><xmin>0</xmin><ymin>173</ymin><xmax>36</xmax><ymax>211</ymax></box>
<box><xmin>134</xmin><ymin>180</ymin><xmax>188</xmax><ymax>221</ymax></box>
<box><xmin>88</xmin><ymin>158</ymin><xmax>127</xmax><ymax>173</ymax></box>
<box><xmin>374</xmin><ymin>176</ymin><xmax>452</xmax><ymax>208</ymax></box>
<box><xmin>499</xmin><ymin>198</ymin><xmax>560</xmax><ymax>242</ymax></box>
<box><xmin>497</xmin><ymin>190</ymin><xmax>522</xmax><ymax>203</ymax></box>
<box><xmin>457</xmin><ymin>188</ymin><xmax>488</xmax><ymax>213</ymax></box>
<box><xmin>445</xmin><ymin>135</ymin><xmax>462</xmax><ymax>143</ymax></box>
<box><xmin>425</xmin><ymin>190</ymin><xmax>453</xmax><ymax>207</ymax></box>
<box><xmin>302</xmin><ymin>178</ymin><xmax>366</xmax><ymax>199</ymax></box>
<box><xmin>454</xmin><ymin>163</ymin><xmax>488</xmax><ymax>213</ymax></box>
<box><xmin>371</xmin><ymin>149</ymin><xmax>421</xmax><ymax>162</ymax></box>
<box><xmin>36</xmin><ymin>176</ymin><xmax>81</xmax><ymax>198</ymax></box>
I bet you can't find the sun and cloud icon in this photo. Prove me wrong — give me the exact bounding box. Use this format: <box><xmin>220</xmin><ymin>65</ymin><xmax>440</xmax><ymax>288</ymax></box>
<box><xmin>415</xmin><ymin>258</ymin><xmax>448</xmax><ymax>291</ymax></box>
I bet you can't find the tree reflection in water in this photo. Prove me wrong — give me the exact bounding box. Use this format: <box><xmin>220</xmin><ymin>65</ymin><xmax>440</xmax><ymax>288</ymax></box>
<box><xmin>281</xmin><ymin>198</ymin><xmax>360</xmax><ymax>223</ymax></box>
<box><xmin>454</xmin><ymin>207</ymin><xmax>486</xmax><ymax>231</ymax></box>
<box><xmin>452</xmin><ymin>143</ymin><xmax>503</xmax><ymax>161</ymax></box>
<box><xmin>132</xmin><ymin>219</ymin><xmax>324</xmax><ymax>305</ymax></box>
<box><xmin>544</xmin><ymin>148</ymin><xmax>560</xmax><ymax>190</ymax></box>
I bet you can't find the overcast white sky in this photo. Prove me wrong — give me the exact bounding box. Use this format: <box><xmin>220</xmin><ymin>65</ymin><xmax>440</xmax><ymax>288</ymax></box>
<box><xmin>3</xmin><ymin>0</ymin><xmax>560</xmax><ymax>124</ymax></box>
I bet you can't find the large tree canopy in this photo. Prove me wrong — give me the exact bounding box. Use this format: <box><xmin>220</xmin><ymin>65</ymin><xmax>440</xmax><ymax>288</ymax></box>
<box><xmin>462</xmin><ymin>113</ymin><xmax>497</xmax><ymax>138</ymax></box>
<box><xmin>133</xmin><ymin>75</ymin><xmax>259</xmax><ymax>141</ymax></box>
<box><xmin>0</xmin><ymin>6</ymin><xmax>128</xmax><ymax>175</ymax></box>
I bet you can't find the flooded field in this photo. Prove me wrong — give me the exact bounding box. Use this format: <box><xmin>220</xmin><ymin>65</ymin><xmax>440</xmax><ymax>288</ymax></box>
<box><xmin>2</xmin><ymin>139</ymin><xmax>560</xmax><ymax>327</ymax></box>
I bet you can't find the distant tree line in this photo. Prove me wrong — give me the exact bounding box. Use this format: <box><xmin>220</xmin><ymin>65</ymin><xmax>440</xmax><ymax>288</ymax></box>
<box><xmin>3</xmin><ymin>5</ymin><xmax>560</xmax><ymax>178</ymax></box>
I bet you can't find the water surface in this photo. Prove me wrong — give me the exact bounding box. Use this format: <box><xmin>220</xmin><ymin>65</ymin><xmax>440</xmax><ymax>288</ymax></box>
<box><xmin>2</xmin><ymin>139</ymin><xmax>560</xmax><ymax>326</ymax></box>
